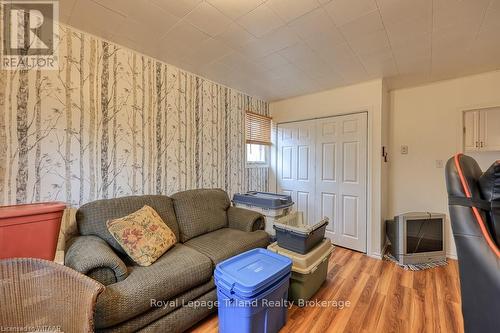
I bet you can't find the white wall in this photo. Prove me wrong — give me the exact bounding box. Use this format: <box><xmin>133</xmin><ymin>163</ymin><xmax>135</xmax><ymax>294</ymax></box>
<box><xmin>389</xmin><ymin>70</ymin><xmax>500</xmax><ymax>258</ymax></box>
<box><xmin>381</xmin><ymin>80</ymin><xmax>391</xmax><ymax>252</ymax></box>
<box><xmin>270</xmin><ymin>79</ymin><xmax>388</xmax><ymax>258</ymax></box>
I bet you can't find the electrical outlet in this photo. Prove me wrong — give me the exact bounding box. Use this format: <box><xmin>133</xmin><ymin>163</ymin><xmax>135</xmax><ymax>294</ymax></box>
<box><xmin>436</xmin><ymin>160</ymin><xmax>444</xmax><ymax>168</ymax></box>
<box><xmin>401</xmin><ymin>145</ymin><xmax>408</xmax><ymax>155</ymax></box>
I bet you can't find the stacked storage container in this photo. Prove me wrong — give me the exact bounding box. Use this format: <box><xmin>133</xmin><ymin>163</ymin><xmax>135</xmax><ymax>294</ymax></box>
<box><xmin>232</xmin><ymin>192</ymin><xmax>334</xmax><ymax>303</ymax></box>
<box><xmin>268</xmin><ymin>211</ymin><xmax>334</xmax><ymax>303</ymax></box>
<box><xmin>215</xmin><ymin>248</ymin><xmax>292</xmax><ymax>333</ymax></box>
<box><xmin>0</xmin><ymin>202</ymin><xmax>66</xmax><ymax>260</ymax></box>
<box><xmin>232</xmin><ymin>192</ymin><xmax>294</xmax><ymax>236</ymax></box>
<box><xmin>273</xmin><ymin>212</ymin><xmax>329</xmax><ymax>254</ymax></box>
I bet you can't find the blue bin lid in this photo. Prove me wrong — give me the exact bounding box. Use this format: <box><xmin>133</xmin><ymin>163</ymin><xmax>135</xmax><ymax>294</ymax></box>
<box><xmin>214</xmin><ymin>248</ymin><xmax>292</xmax><ymax>299</ymax></box>
<box><xmin>232</xmin><ymin>192</ymin><xmax>294</xmax><ymax>209</ymax></box>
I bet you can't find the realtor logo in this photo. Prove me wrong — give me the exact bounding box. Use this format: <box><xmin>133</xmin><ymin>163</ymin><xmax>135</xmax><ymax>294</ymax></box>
<box><xmin>1</xmin><ymin>0</ymin><xmax>59</xmax><ymax>70</ymax></box>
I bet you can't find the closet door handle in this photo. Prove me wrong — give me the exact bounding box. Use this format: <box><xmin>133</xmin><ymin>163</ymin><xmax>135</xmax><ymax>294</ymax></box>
<box><xmin>475</xmin><ymin>141</ymin><xmax>479</xmax><ymax>148</ymax></box>
<box><xmin>480</xmin><ymin>142</ymin><xmax>484</xmax><ymax>148</ymax></box>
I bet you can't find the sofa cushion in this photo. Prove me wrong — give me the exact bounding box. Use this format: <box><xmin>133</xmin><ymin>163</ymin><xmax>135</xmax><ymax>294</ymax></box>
<box><xmin>172</xmin><ymin>189</ymin><xmax>231</xmax><ymax>242</ymax></box>
<box><xmin>107</xmin><ymin>205</ymin><xmax>177</xmax><ymax>266</ymax></box>
<box><xmin>184</xmin><ymin>228</ymin><xmax>270</xmax><ymax>264</ymax></box>
<box><xmin>94</xmin><ymin>244</ymin><xmax>212</xmax><ymax>328</ymax></box>
<box><xmin>99</xmin><ymin>280</ymin><xmax>215</xmax><ymax>332</ymax></box>
<box><xmin>76</xmin><ymin>195</ymin><xmax>179</xmax><ymax>254</ymax></box>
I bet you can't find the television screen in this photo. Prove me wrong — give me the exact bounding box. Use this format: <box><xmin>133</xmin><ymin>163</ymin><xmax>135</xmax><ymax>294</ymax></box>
<box><xmin>406</xmin><ymin>218</ymin><xmax>443</xmax><ymax>253</ymax></box>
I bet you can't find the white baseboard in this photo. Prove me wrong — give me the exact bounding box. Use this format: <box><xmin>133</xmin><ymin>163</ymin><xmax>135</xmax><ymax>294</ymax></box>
<box><xmin>368</xmin><ymin>252</ymin><xmax>383</xmax><ymax>260</ymax></box>
<box><xmin>367</xmin><ymin>240</ymin><xmax>388</xmax><ymax>260</ymax></box>
<box><xmin>446</xmin><ymin>252</ymin><xmax>458</xmax><ymax>260</ymax></box>
<box><xmin>366</xmin><ymin>240</ymin><xmax>388</xmax><ymax>260</ymax></box>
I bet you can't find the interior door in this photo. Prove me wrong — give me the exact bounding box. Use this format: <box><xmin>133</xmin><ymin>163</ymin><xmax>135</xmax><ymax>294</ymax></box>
<box><xmin>276</xmin><ymin>120</ymin><xmax>316</xmax><ymax>224</ymax></box>
<box><xmin>316</xmin><ymin>113</ymin><xmax>367</xmax><ymax>252</ymax></box>
<box><xmin>277</xmin><ymin>113</ymin><xmax>368</xmax><ymax>252</ymax></box>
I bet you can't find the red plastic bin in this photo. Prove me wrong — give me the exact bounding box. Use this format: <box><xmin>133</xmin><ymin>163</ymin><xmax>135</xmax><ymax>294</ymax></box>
<box><xmin>0</xmin><ymin>202</ymin><xmax>66</xmax><ymax>260</ymax></box>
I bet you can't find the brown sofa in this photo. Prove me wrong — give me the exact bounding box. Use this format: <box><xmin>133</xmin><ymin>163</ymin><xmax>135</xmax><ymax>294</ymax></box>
<box><xmin>64</xmin><ymin>189</ymin><xmax>269</xmax><ymax>332</ymax></box>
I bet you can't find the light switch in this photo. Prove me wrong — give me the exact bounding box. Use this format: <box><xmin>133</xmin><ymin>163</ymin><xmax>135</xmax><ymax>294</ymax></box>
<box><xmin>436</xmin><ymin>160</ymin><xmax>444</xmax><ymax>168</ymax></box>
<box><xmin>401</xmin><ymin>145</ymin><xmax>408</xmax><ymax>154</ymax></box>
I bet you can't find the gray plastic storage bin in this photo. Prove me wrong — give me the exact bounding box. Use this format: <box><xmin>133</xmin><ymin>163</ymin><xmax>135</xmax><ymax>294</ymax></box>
<box><xmin>233</xmin><ymin>202</ymin><xmax>292</xmax><ymax>218</ymax></box>
<box><xmin>268</xmin><ymin>239</ymin><xmax>334</xmax><ymax>302</ymax></box>
<box><xmin>232</xmin><ymin>192</ymin><xmax>293</xmax><ymax>211</ymax></box>
<box><xmin>273</xmin><ymin>212</ymin><xmax>329</xmax><ymax>254</ymax></box>
<box><xmin>233</xmin><ymin>192</ymin><xmax>295</xmax><ymax>236</ymax></box>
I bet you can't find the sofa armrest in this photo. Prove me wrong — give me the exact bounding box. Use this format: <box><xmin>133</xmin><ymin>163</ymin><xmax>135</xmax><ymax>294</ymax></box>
<box><xmin>228</xmin><ymin>206</ymin><xmax>265</xmax><ymax>232</ymax></box>
<box><xmin>65</xmin><ymin>235</ymin><xmax>128</xmax><ymax>285</ymax></box>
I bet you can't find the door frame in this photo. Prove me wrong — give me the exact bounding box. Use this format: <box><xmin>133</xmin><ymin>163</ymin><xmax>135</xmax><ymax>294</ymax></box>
<box><xmin>273</xmin><ymin>110</ymin><xmax>371</xmax><ymax>254</ymax></box>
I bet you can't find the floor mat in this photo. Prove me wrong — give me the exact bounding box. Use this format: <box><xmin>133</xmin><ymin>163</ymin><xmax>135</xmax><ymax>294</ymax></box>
<box><xmin>383</xmin><ymin>251</ymin><xmax>448</xmax><ymax>271</ymax></box>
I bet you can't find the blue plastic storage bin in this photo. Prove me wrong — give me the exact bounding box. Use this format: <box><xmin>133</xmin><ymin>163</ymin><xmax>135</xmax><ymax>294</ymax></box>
<box><xmin>214</xmin><ymin>248</ymin><xmax>293</xmax><ymax>333</ymax></box>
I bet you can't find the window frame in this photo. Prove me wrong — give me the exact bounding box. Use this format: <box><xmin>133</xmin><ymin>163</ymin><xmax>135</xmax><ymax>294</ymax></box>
<box><xmin>245</xmin><ymin>111</ymin><xmax>272</xmax><ymax>168</ymax></box>
<box><xmin>246</xmin><ymin>143</ymin><xmax>270</xmax><ymax>168</ymax></box>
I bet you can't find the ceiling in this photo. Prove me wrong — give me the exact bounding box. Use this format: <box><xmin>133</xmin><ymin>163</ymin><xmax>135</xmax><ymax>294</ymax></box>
<box><xmin>60</xmin><ymin>0</ymin><xmax>500</xmax><ymax>101</ymax></box>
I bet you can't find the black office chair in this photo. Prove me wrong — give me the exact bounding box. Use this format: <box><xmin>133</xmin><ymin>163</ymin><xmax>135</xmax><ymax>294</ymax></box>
<box><xmin>445</xmin><ymin>154</ymin><xmax>500</xmax><ymax>333</ymax></box>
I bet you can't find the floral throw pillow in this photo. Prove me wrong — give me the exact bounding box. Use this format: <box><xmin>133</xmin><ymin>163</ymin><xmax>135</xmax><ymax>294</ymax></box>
<box><xmin>106</xmin><ymin>205</ymin><xmax>176</xmax><ymax>266</ymax></box>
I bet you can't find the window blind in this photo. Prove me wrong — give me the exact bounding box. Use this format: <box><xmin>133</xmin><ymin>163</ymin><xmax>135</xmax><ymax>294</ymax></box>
<box><xmin>245</xmin><ymin>111</ymin><xmax>272</xmax><ymax>146</ymax></box>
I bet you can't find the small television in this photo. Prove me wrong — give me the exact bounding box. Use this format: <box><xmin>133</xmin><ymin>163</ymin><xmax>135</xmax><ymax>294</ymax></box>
<box><xmin>386</xmin><ymin>212</ymin><xmax>446</xmax><ymax>265</ymax></box>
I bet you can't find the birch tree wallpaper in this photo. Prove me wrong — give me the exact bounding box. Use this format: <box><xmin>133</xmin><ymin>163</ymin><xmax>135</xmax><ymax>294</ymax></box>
<box><xmin>0</xmin><ymin>25</ymin><xmax>269</xmax><ymax>208</ymax></box>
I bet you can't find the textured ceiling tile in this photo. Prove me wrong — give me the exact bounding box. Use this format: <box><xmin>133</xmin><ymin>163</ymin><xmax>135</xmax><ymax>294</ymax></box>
<box><xmin>215</xmin><ymin>22</ymin><xmax>257</xmax><ymax>50</ymax></box>
<box><xmin>56</xmin><ymin>0</ymin><xmax>500</xmax><ymax>101</ymax></box>
<box><xmin>338</xmin><ymin>11</ymin><xmax>385</xmax><ymax>41</ymax></box>
<box><xmin>239</xmin><ymin>26</ymin><xmax>299</xmax><ymax>58</ymax></box>
<box><xmin>391</xmin><ymin>38</ymin><xmax>431</xmax><ymax>63</ymax></box>
<box><xmin>91</xmin><ymin>0</ymin><xmax>137</xmax><ymax>16</ymax></box>
<box><xmin>207</xmin><ymin>0</ymin><xmax>265</xmax><ymax>19</ymax></box>
<box><xmin>396</xmin><ymin>58</ymin><xmax>431</xmax><ymax>75</ymax></box>
<box><xmin>313</xmin><ymin>42</ymin><xmax>357</xmax><ymax>65</ymax></box>
<box><xmin>288</xmin><ymin>8</ymin><xmax>341</xmax><ymax>40</ymax></box>
<box><xmin>266</xmin><ymin>0</ymin><xmax>320</xmax><ymax>23</ymax></box>
<box><xmin>377</xmin><ymin>0</ymin><xmax>432</xmax><ymax>25</ymax></box>
<box><xmin>184</xmin><ymin>2</ymin><xmax>232</xmax><ymax>37</ymax></box>
<box><xmin>69</xmin><ymin>0</ymin><xmax>126</xmax><ymax>39</ymax></box>
<box><xmin>384</xmin><ymin>17</ymin><xmax>431</xmax><ymax>48</ymax></box>
<box><xmin>278</xmin><ymin>42</ymin><xmax>318</xmax><ymax>64</ymax></box>
<box><xmin>252</xmin><ymin>53</ymin><xmax>291</xmax><ymax>70</ymax></box>
<box><xmin>432</xmin><ymin>0</ymin><xmax>490</xmax><ymax>31</ymax></box>
<box><xmin>313</xmin><ymin>74</ymin><xmax>346</xmax><ymax>89</ymax></box>
<box><xmin>59</xmin><ymin>0</ymin><xmax>77</xmax><ymax>22</ymax></box>
<box><xmin>324</xmin><ymin>0</ymin><xmax>378</xmax><ymax>26</ymax></box>
<box><xmin>184</xmin><ymin>38</ymin><xmax>234</xmax><ymax>65</ymax></box>
<box><xmin>150</xmin><ymin>0</ymin><xmax>202</xmax><ymax>18</ymax></box>
<box><xmin>121</xmin><ymin>3</ymin><xmax>181</xmax><ymax>39</ymax></box>
<box><xmin>347</xmin><ymin>29</ymin><xmax>390</xmax><ymax>56</ymax></box>
<box><xmin>159</xmin><ymin>20</ymin><xmax>211</xmax><ymax>56</ymax></box>
<box><xmin>237</xmin><ymin>4</ymin><xmax>285</xmax><ymax>37</ymax></box>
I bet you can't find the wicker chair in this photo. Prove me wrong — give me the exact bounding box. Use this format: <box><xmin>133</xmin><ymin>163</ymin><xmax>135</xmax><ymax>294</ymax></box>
<box><xmin>0</xmin><ymin>258</ymin><xmax>104</xmax><ymax>333</ymax></box>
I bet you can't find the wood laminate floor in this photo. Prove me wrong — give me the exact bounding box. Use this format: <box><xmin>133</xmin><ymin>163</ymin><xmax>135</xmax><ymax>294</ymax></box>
<box><xmin>189</xmin><ymin>247</ymin><xmax>463</xmax><ymax>333</ymax></box>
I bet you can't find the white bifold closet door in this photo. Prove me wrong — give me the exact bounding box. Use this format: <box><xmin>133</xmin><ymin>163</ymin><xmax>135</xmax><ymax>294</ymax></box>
<box><xmin>277</xmin><ymin>113</ymin><xmax>367</xmax><ymax>252</ymax></box>
<box><xmin>276</xmin><ymin>119</ymin><xmax>317</xmax><ymax>225</ymax></box>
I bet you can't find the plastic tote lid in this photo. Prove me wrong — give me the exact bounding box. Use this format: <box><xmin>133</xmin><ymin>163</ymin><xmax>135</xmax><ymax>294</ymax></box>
<box><xmin>0</xmin><ymin>202</ymin><xmax>66</xmax><ymax>219</ymax></box>
<box><xmin>214</xmin><ymin>248</ymin><xmax>292</xmax><ymax>299</ymax></box>
<box><xmin>232</xmin><ymin>192</ymin><xmax>294</xmax><ymax>209</ymax></box>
